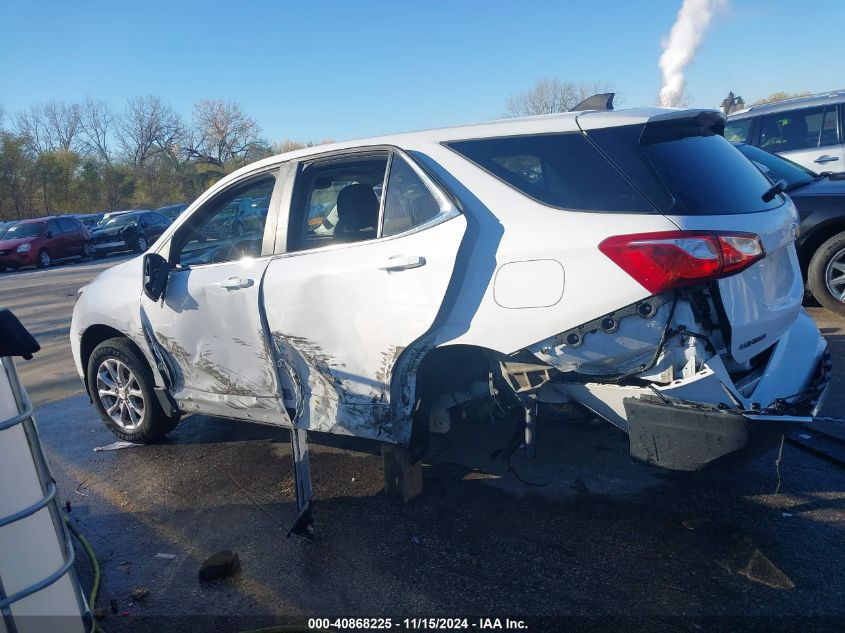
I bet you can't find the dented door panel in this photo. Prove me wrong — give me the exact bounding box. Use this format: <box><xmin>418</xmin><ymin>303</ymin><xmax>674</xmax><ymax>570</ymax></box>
<box><xmin>263</xmin><ymin>215</ymin><xmax>467</xmax><ymax>442</ymax></box>
<box><xmin>141</xmin><ymin>257</ymin><xmax>283</xmax><ymax>422</ymax></box>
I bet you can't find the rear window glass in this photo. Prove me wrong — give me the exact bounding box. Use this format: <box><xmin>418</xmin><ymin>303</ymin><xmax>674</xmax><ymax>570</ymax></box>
<box><xmin>447</xmin><ymin>133</ymin><xmax>655</xmax><ymax>213</ymax></box>
<box><xmin>587</xmin><ymin>123</ymin><xmax>784</xmax><ymax>215</ymax></box>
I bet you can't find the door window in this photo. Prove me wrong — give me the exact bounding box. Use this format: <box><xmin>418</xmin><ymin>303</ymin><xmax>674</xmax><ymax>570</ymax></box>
<box><xmin>46</xmin><ymin>219</ymin><xmax>62</xmax><ymax>236</ymax></box>
<box><xmin>758</xmin><ymin>106</ymin><xmax>836</xmax><ymax>152</ymax></box>
<box><xmin>290</xmin><ymin>155</ymin><xmax>388</xmax><ymax>252</ymax></box>
<box><xmin>174</xmin><ymin>174</ymin><xmax>276</xmax><ymax>267</ymax></box>
<box><xmin>381</xmin><ymin>155</ymin><xmax>453</xmax><ymax>237</ymax></box>
<box><xmin>724</xmin><ymin>118</ymin><xmax>752</xmax><ymax>143</ymax></box>
<box><xmin>58</xmin><ymin>218</ymin><xmax>77</xmax><ymax>233</ymax></box>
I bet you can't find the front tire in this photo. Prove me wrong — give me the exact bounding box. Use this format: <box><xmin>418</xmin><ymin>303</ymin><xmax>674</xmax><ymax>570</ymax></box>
<box><xmin>87</xmin><ymin>337</ymin><xmax>179</xmax><ymax>443</ymax></box>
<box><xmin>807</xmin><ymin>231</ymin><xmax>845</xmax><ymax>315</ymax></box>
<box><xmin>134</xmin><ymin>235</ymin><xmax>148</xmax><ymax>253</ymax></box>
<box><xmin>37</xmin><ymin>249</ymin><xmax>51</xmax><ymax>268</ymax></box>
<box><xmin>82</xmin><ymin>242</ymin><xmax>93</xmax><ymax>259</ymax></box>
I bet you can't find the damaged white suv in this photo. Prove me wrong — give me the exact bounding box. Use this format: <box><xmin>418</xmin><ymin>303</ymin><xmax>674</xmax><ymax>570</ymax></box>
<box><xmin>71</xmin><ymin>106</ymin><xmax>829</xmax><ymax>494</ymax></box>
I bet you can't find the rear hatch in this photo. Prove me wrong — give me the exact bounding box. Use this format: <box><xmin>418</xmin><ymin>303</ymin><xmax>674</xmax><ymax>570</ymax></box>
<box><xmin>579</xmin><ymin>110</ymin><xmax>803</xmax><ymax>362</ymax></box>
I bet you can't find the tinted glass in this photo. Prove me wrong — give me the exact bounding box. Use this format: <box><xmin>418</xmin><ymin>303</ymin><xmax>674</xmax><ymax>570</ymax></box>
<box><xmin>820</xmin><ymin>107</ymin><xmax>839</xmax><ymax>147</ymax></box>
<box><xmin>735</xmin><ymin>143</ymin><xmax>816</xmax><ymax>190</ymax></box>
<box><xmin>448</xmin><ymin>133</ymin><xmax>654</xmax><ymax>213</ymax></box>
<box><xmin>586</xmin><ymin>123</ymin><xmax>784</xmax><ymax>215</ymax></box>
<box><xmin>724</xmin><ymin>118</ymin><xmax>751</xmax><ymax>142</ymax></box>
<box><xmin>46</xmin><ymin>219</ymin><xmax>61</xmax><ymax>235</ymax></box>
<box><xmin>382</xmin><ymin>156</ymin><xmax>447</xmax><ymax>237</ymax></box>
<box><xmin>58</xmin><ymin>218</ymin><xmax>76</xmax><ymax>232</ymax></box>
<box><xmin>291</xmin><ymin>157</ymin><xmax>388</xmax><ymax>251</ymax></box>
<box><xmin>178</xmin><ymin>175</ymin><xmax>275</xmax><ymax>266</ymax></box>
<box><xmin>759</xmin><ymin>107</ymin><xmax>825</xmax><ymax>152</ymax></box>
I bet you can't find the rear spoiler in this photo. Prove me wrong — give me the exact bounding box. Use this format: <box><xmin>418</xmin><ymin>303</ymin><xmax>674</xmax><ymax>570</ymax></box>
<box><xmin>570</xmin><ymin>93</ymin><xmax>615</xmax><ymax>112</ymax></box>
<box><xmin>639</xmin><ymin>110</ymin><xmax>725</xmax><ymax>145</ymax></box>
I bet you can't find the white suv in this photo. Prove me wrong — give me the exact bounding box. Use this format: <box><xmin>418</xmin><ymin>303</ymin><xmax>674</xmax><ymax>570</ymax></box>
<box><xmin>726</xmin><ymin>90</ymin><xmax>845</xmax><ymax>173</ymax></box>
<box><xmin>71</xmin><ymin>107</ymin><xmax>829</xmax><ymax>493</ymax></box>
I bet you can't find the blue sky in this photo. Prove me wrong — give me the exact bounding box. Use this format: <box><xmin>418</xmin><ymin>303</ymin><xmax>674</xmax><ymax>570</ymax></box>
<box><xmin>1</xmin><ymin>0</ymin><xmax>842</xmax><ymax>143</ymax></box>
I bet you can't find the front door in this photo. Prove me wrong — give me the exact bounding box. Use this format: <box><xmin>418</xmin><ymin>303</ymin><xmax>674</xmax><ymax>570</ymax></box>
<box><xmin>262</xmin><ymin>150</ymin><xmax>466</xmax><ymax>443</ymax></box>
<box><xmin>141</xmin><ymin>171</ymin><xmax>285</xmax><ymax>424</ymax></box>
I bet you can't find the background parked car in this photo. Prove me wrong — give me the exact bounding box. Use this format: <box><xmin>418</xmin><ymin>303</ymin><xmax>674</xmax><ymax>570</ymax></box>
<box><xmin>0</xmin><ymin>216</ymin><xmax>91</xmax><ymax>271</ymax></box>
<box><xmin>153</xmin><ymin>204</ymin><xmax>189</xmax><ymax>221</ymax></box>
<box><xmin>734</xmin><ymin>141</ymin><xmax>845</xmax><ymax>313</ymax></box>
<box><xmin>726</xmin><ymin>90</ymin><xmax>845</xmax><ymax>173</ymax></box>
<box><xmin>89</xmin><ymin>211</ymin><xmax>171</xmax><ymax>257</ymax></box>
<box><xmin>71</xmin><ymin>213</ymin><xmax>104</xmax><ymax>229</ymax></box>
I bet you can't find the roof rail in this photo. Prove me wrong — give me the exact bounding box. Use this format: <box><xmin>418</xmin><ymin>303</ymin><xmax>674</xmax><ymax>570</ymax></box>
<box><xmin>570</xmin><ymin>93</ymin><xmax>615</xmax><ymax>112</ymax></box>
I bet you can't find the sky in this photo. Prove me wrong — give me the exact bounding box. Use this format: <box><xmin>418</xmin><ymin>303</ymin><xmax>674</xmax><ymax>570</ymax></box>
<box><xmin>0</xmin><ymin>0</ymin><xmax>843</xmax><ymax>144</ymax></box>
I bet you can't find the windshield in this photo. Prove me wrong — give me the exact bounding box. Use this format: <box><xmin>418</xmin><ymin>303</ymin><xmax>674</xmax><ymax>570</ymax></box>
<box><xmin>734</xmin><ymin>143</ymin><xmax>817</xmax><ymax>190</ymax></box>
<box><xmin>101</xmin><ymin>215</ymin><xmax>138</xmax><ymax>228</ymax></box>
<box><xmin>3</xmin><ymin>223</ymin><xmax>44</xmax><ymax>238</ymax></box>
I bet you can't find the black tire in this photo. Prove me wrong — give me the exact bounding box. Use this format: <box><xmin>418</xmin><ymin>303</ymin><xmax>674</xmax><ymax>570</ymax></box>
<box><xmin>37</xmin><ymin>249</ymin><xmax>51</xmax><ymax>268</ymax></box>
<box><xmin>87</xmin><ymin>337</ymin><xmax>180</xmax><ymax>443</ymax></box>
<box><xmin>134</xmin><ymin>235</ymin><xmax>148</xmax><ymax>253</ymax></box>
<box><xmin>807</xmin><ymin>231</ymin><xmax>845</xmax><ymax>315</ymax></box>
<box><xmin>82</xmin><ymin>242</ymin><xmax>93</xmax><ymax>259</ymax></box>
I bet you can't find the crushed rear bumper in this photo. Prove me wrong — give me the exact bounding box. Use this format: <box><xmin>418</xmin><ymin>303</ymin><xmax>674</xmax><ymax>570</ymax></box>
<box><xmin>624</xmin><ymin>347</ymin><xmax>831</xmax><ymax>471</ymax></box>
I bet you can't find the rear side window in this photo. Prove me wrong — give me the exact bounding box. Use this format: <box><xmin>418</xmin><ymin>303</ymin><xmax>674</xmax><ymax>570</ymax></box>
<box><xmin>758</xmin><ymin>106</ymin><xmax>840</xmax><ymax>152</ymax></box>
<box><xmin>447</xmin><ymin>133</ymin><xmax>655</xmax><ymax>213</ymax></box>
<box><xmin>382</xmin><ymin>155</ymin><xmax>449</xmax><ymax>237</ymax></box>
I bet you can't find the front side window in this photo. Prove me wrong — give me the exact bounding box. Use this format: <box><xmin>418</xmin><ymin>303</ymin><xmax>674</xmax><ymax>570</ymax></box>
<box><xmin>176</xmin><ymin>174</ymin><xmax>275</xmax><ymax>266</ymax></box>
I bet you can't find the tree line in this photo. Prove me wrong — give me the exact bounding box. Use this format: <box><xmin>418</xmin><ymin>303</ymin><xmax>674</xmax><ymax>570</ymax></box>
<box><xmin>0</xmin><ymin>97</ymin><xmax>323</xmax><ymax>221</ymax></box>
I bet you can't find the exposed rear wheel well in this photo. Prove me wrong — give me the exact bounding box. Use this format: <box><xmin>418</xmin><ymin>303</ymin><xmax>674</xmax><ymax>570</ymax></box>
<box><xmin>414</xmin><ymin>344</ymin><xmax>497</xmax><ymax>401</ymax></box>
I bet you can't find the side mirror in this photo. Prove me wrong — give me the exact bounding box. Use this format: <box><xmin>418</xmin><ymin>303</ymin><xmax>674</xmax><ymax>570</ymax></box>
<box><xmin>45</xmin><ymin>230</ymin><xmax>54</xmax><ymax>238</ymax></box>
<box><xmin>143</xmin><ymin>253</ymin><xmax>170</xmax><ymax>301</ymax></box>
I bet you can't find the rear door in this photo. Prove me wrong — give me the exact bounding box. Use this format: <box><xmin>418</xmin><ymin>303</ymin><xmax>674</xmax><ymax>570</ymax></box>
<box><xmin>262</xmin><ymin>149</ymin><xmax>465</xmax><ymax>443</ymax></box>
<box><xmin>759</xmin><ymin>106</ymin><xmax>845</xmax><ymax>173</ymax></box>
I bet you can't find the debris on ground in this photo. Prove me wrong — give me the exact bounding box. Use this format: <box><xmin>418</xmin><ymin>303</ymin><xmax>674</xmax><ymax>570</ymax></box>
<box><xmin>131</xmin><ymin>586</ymin><xmax>150</xmax><ymax>602</ymax></box>
<box><xmin>199</xmin><ymin>550</ymin><xmax>241</xmax><ymax>582</ymax></box>
<box><xmin>154</xmin><ymin>552</ymin><xmax>177</xmax><ymax>560</ymax></box>
<box><xmin>94</xmin><ymin>440</ymin><xmax>141</xmax><ymax>452</ymax></box>
<box><xmin>738</xmin><ymin>548</ymin><xmax>795</xmax><ymax>590</ymax></box>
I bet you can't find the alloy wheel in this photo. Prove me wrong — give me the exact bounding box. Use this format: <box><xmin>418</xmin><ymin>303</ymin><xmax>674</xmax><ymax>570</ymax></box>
<box><xmin>824</xmin><ymin>247</ymin><xmax>845</xmax><ymax>303</ymax></box>
<box><xmin>39</xmin><ymin>250</ymin><xmax>51</xmax><ymax>267</ymax></box>
<box><xmin>96</xmin><ymin>358</ymin><xmax>145</xmax><ymax>430</ymax></box>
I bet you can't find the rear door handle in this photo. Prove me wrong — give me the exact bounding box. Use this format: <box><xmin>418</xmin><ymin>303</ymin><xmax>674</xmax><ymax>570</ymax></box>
<box><xmin>814</xmin><ymin>155</ymin><xmax>840</xmax><ymax>164</ymax></box>
<box><xmin>378</xmin><ymin>255</ymin><xmax>426</xmax><ymax>271</ymax></box>
<box><xmin>218</xmin><ymin>276</ymin><xmax>254</xmax><ymax>289</ymax></box>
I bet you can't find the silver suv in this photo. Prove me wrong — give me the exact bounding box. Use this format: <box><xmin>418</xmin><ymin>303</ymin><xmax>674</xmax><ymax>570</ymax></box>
<box><xmin>726</xmin><ymin>90</ymin><xmax>845</xmax><ymax>173</ymax></box>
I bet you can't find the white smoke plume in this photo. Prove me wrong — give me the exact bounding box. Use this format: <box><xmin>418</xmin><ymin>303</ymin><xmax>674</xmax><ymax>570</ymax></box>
<box><xmin>658</xmin><ymin>0</ymin><xmax>728</xmax><ymax>107</ymax></box>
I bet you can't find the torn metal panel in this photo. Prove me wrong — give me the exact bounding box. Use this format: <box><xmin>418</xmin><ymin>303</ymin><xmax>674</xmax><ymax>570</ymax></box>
<box><xmin>262</xmin><ymin>213</ymin><xmax>467</xmax><ymax>444</ymax></box>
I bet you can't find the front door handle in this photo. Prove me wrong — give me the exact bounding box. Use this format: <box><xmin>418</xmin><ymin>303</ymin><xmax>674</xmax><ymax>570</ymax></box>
<box><xmin>814</xmin><ymin>155</ymin><xmax>840</xmax><ymax>164</ymax></box>
<box><xmin>218</xmin><ymin>276</ymin><xmax>254</xmax><ymax>289</ymax></box>
<box><xmin>378</xmin><ymin>255</ymin><xmax>426</xmax><ymax>271</ymax></box>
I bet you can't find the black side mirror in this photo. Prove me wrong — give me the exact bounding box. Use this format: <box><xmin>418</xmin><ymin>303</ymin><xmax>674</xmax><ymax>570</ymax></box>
<box><xmin>45</xmin><ymin>231</ymin><xmax>53</xmax><ymax>238</ymax></box>
<box><xmin>143</xmin><ymin>253</ymin><xmax>171</xmax><ymax>301</ymax></box>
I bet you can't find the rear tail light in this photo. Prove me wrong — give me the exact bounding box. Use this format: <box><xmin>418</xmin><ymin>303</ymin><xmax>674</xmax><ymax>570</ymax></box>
<box><xmin>598</xmin><ymin>231</ymin><xmax>764</xmax><ymax>294</ymax></box>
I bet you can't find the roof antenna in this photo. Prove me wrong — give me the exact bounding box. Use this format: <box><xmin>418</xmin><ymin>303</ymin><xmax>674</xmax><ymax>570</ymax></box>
<box><xmin>570</xmin><ymin>93</ymin><xmax>615</xmax><ymax>112</ymax></box>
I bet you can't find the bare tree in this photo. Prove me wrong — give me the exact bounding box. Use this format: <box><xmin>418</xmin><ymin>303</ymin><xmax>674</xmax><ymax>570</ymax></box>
<box><xmin>118</xmin><ymin>95</ymin><xmax>184</xmax><ymax>166</ymax></box>
<box><xmin>271</xmin><ymin>138</ymin><xmax>334</xmax><ymax>154</ymax></box>
<box><xmin>184</xmin><ymin>99</ymin><xmax>265</xmax><ymax>166</ymax></box>
<box><xmin>505</xmin><ymin>78</ymin><xmax>615</xmax><ymax>117</ymax></box>
<box><xmin>14</xmin><ymin>101</ymin><xmax>81</xmax><ymax>153</ymax></box>
<box><xmin>79</xmin><ymin>98</ymin><xmax>116</xmax><ymax>163</ymax></box>
<box><xmin>0</xmin><ymin>104</ymin><xmax>6</xmax><ymax>132</ymax></box>
<box><xmin>752</xmin><ymin>91</ymin><xmax>811</xmax><ymax>106</ymax></box>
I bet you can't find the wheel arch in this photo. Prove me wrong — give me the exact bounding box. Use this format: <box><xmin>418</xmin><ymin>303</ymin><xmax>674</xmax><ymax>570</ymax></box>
<box><xmin>79</xmin><ymin>325</ymin><xmax>149</xmax><ymax>396</ymax></box>
<box><xmin>798</xmin><ymin>219</ymin><xmax>845</xmax><ymax>276</ymax></box>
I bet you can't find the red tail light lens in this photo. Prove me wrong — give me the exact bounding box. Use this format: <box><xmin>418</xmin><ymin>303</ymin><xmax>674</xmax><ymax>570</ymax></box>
<box><xmin>598</xmin><ymin>231</ymin><xmax>764</xmax><ymax>294</ymax></box>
